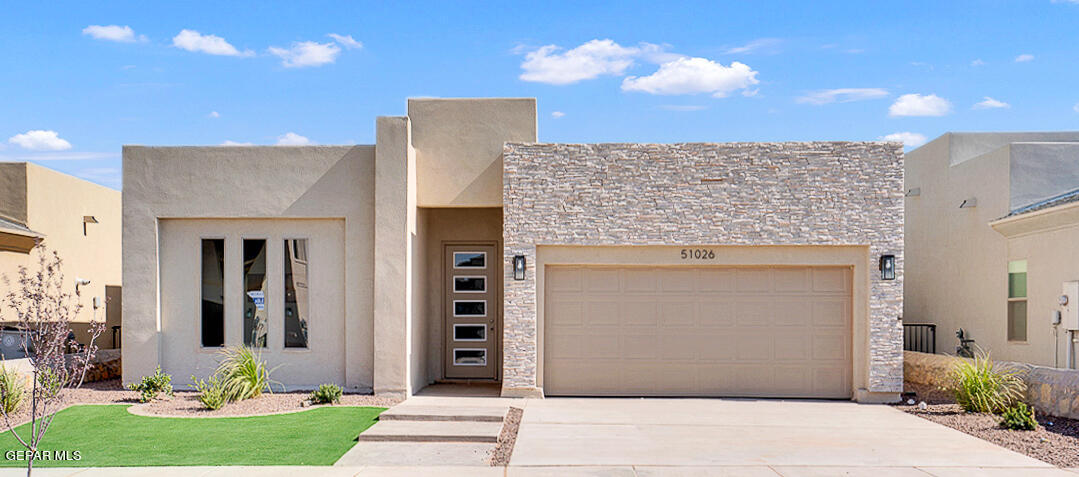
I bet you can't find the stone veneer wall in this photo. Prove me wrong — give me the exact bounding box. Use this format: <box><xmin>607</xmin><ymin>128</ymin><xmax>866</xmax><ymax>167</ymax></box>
<box><xmin>502</xmin><ymin>142</ymin><xmax>905</xmax><ymax>394</ymax></box>
<box><xmin>905</xmin><ymin>351</ymin><xmax>1079</xmax><ymax>419</ymax></box>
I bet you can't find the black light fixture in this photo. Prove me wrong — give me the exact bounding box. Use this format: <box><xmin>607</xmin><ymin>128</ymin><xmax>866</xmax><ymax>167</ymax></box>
<box><xmin>513</xmin><ymin>255</ymin><xmax>526</xmax><ymax>280</ymax></box>
<box><xmin>879</xmin><ymin>254</ymin><xmax>896</xmax><ymax>281</ymax></box>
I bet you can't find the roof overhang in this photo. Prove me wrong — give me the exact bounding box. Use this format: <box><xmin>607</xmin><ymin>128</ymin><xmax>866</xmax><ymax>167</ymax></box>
<box><xmin>990</xmin><ymin>199</ymin><xmax>1079</xmax><ymax>238</ymax></box>
<box><xmin>0</xmin><ymin>224</ymin><xmax>44</xmax><ymax>254</ymax></box>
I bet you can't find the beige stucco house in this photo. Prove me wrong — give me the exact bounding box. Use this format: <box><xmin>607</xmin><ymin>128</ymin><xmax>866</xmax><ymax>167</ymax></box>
<box><xmin>0</xmin><ymin>162</ymin><xmax>122</xmax><ymax>351</ymax></box>
<box><xmin>905</xmin><ymin>132</ymin><xmax>1079</xmax><ymax>368</ymax></box>
<box><xmin>123</xmin><ymin>97</ymin><xmax>905</xmax><ymax>402</ymax></box>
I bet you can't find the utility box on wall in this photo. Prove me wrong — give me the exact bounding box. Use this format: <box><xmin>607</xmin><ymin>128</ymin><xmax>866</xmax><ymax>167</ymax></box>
<box><xmin>1062</xmin><ymin>281</ymin><xmax>1079</xmax><ymax>330</ymax></box>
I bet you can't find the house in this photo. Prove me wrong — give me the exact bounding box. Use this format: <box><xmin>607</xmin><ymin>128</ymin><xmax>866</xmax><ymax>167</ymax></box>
<box><xmin>0</xmin><ymin>162</ymin><xmax>122</xmax><ymax>352</ymax></box>
<box><xmin>905</xmin><ymin>132</ymin><xmax>1079</xmax><ymax>368</ymax></box>
<box><xmin>122</xmin><ymin>97</ymin><xmax>904</xmax><ymax>402</ymax></box>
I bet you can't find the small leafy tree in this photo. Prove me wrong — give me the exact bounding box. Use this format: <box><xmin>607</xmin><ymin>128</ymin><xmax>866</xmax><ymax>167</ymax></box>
<box><xmin>0</xmin><ymin>247</ymin><xmax>104</xmax><ymax>476</ymax></box>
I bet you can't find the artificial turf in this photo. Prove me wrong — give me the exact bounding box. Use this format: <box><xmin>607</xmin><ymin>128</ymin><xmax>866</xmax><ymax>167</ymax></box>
<box><xmin>0</xmin><ymin>404</ymin><xmax>384</xmax><ymax>467</ymax></box>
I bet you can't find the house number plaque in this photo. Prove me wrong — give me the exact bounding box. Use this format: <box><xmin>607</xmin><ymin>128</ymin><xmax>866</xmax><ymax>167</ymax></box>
<box><xmin>680</xmin><ymin>248</ymin><xmax>715</xmax><ymax>260</ymax></box>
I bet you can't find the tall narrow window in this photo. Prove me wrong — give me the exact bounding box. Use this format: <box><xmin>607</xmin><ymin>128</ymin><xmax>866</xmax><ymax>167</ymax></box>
<box><xmin>201</xmin><ymin>239</ymin><xmax>225</xmax><ymax>347</ymax></box>
<box><xmin>1008</xmin><ymin>260</ymin><xmax>1027</xmax><ymax>342</ymax></box>
<box><xmin>284</xmin><ymin>239</ymin><xmax>309</xmax><ymax>348</ymax></box>
<box><xmin>243</xmin><ymin>239</ymin><xmax>268</xmax><ymax>347</ymax></box>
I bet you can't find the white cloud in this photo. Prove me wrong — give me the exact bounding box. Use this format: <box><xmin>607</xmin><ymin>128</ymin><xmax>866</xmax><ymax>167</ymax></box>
<box><xmin>888</xmin><ymin>93</ymin><xmax>952</xmax><ymax>117</ymax></box>
<box><xmin>172</xmin><ymin>29</ymin><xmax>252</xmax><ymax>56</ymax></box>
<box><xmin>1073</xmin><ymin>102</ymin><xmax>1079</xmax><ymax>113</ymax></box>
<box><xmin>724</xmin><ymin>38</ymin><xmax>782</xmax><ymax>55</ymax></box>
<box><xmin>621</xmin><ymin>57</ymin><xmax>758</xmax><ymax>97</ymax></box>
<box><xmin>327</xmin><ymin>33</ymin><xmax>362</xmax><ymax>49</ymax></box>
<box><xmin>973</xmin><ymin>97</ymin><xmax>1010</xmax><ymax>110</ymax></box>
<box><xmin>518</xmin><ymin>39</ymin><xmax>648</xmax><ymax>85</ymax></box>
<box><xmin>269</xmin><ymin>41</ymin><xmax>341</xmax><ymax>68</ymax></box>
<box><xmin>82</xmin><ymin>25</ymin><xmax>144</xmax><ymax>43</ymax></box>
<box><xmin>221</xmin><ymin>140</ymin><xmax>254</xmax><ymax>146</ymax></box>
<box><xmin>275</xmin><ymin>132</ymin><xmax>311</xmax><ymax>146</ymax></box>
<box><xmin>8</xmin><ymin>130</ymin><xmax>72</xmax><ymax>151</ymax></box>
<box><xmin>796</xmin><ymin>88</ymin><xmax>889</xmax><ymax>105</ymax></box>
<box><xmin>880</xmin><ymin>132</ymin><xmax>928</xmax><ymax>148</ymax></box>
<box><xmin>1015</xmin><ymin>54</ymin><xmax>1035</xmax><ymax>62</ymax></box>
<box><xmin>971</xmin><ymin>59</ymin><xmax>985</xmax><ymax>66</ymax></box>
<box><xmin>550</xmin><ymin>111</ymin><xmax>565</xmax><ymax>118</ymax></box>
<box><xmin>207</xmin><ymin>111</ymin><xmax>220</xmax><ymax>118</ymax></box>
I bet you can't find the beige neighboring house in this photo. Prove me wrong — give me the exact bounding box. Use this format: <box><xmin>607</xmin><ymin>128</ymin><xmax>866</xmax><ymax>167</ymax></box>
<box><xmin>905</xmin><ymin>132</ymin><xmax>1079</xmax><ymax>368</ymax></box>
<box><xmin>123</xmin><ymin>97</ymin><xmax>905</xmax><ymax>402</ymax></box>
<box><xmin>0</xmin><ymin>162</ymin><xmax>122</xmax><ymax>353</ymax></box>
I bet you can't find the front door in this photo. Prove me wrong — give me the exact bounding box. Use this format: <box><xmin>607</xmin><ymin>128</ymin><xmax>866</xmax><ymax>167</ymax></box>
<box><xmin>444</xmin><ymin>244</ymin><xmax>498</xmax><ymax>379</ymax></box>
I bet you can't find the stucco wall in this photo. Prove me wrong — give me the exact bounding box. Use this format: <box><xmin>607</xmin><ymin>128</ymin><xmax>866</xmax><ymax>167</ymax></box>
<box><xmin>409</xmin><ymin>98</ymin><xmax>536</xmax><ymax>207</ymax></box>
<box><xmin>502</xmin><ymin>142</ymin><xmax>905</xmax><ymax>396</ymax></box>
<box><xmin>0</xmin><ymin>164</ymin><xmax>121</xmax><ymax>326</ymax></box>
<box><xmin>122</xmin><ymin>146</ymin><xmax>375</xmax><ymax>389</ymax></box>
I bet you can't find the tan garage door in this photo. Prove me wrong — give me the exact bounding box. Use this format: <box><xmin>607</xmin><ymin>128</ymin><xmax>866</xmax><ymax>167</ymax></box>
<box><xmin>543</xmin><ymin>265</ymin><xmax>852</xmax><ymax>398</ymax></box>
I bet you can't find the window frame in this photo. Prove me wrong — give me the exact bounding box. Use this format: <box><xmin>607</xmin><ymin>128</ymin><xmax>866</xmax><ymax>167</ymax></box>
<box><xmin>1007</xmin><ymin>259</ymin><xmax>1028</xmax><ymax>343</ymax></box>
<box><xmin>199</xmin><ymin>236</ymin><xmax>227</xmax><ymax>349</ymax></box>
<box><xmin>241</xmin><ymin>236</ymin><xmax>271</xmax><ymax>348</ymax></box>
<box><xmin>452</xmin><ymin>299</ymin><xmax>487</xmax><ymax>318</ymax></box>
<box><xmin>452</xmin><ymin>275</ymin><xmax>487</xmax><ymax>294</ymax></box>
<box><xmin>452</xmin><ymin>348</ymin><xmax>488</xmax><ymax>366</ymax></box>
<box><xmin>283</xmin><ymin>236</ymin><xmax>311</xmax><ymax>350</ymax></box>
<box><xmin>452</xmin><ymin>251</ymin><xmax>487</xmax><ymax>270</ymax></box>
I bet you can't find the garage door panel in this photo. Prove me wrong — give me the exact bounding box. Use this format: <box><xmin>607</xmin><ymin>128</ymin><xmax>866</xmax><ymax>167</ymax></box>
<box><xmin>697</xmin><ymin>269</ymin><xmax>735</xmax><ymax>292</ymax></box>
<box><xmin>544</xmin><ymin>265</ymin><xmax>852</xmax><ymax>398</ymax></box>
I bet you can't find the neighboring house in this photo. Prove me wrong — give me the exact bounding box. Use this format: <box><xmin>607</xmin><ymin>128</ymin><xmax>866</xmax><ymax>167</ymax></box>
<box><xmin>123</xmin><ymin>97</ymin><xmax>905</xmax><ymax>402</ymax></box>
<box><xmin>905</xmin><ymin>132</ymin><xmax>1079</xmax><ymax>368</ymax></box>
<box><xmin>0</xmin><ymin>162</ymin><xmax>122</xmax><ymax>352</ymax></box>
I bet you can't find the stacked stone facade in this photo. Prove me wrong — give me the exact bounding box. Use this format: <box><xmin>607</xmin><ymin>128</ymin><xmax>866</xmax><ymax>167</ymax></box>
<box><xmin>502</xmin><ymin>142</ymin><xmax>905</xmax><ymax>395</ymax></box>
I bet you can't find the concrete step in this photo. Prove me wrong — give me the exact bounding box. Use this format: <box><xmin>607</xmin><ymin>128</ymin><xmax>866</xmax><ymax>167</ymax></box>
<box><xmin>357</xmin><ymin>419</ymin><xmax>503</xmax><ymax>443</ymax></box>
<box><xmin>379</xmin><ymin>405</ymin><xmax>508</xmax><ymax>423</ymax></box>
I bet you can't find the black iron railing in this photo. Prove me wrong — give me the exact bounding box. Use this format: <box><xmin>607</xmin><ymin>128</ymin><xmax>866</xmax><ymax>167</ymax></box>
<box><xmin>903</xmin><ymin>323</ymin><xmax>937</xmax><ymax>354</ymax></box>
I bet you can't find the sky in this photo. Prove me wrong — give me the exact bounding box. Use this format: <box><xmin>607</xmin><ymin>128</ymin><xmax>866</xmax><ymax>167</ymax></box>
<box><xmin>2</xmin><ymin>0</ymin><xmax>1079</xmax><ymax>190</ymax></box>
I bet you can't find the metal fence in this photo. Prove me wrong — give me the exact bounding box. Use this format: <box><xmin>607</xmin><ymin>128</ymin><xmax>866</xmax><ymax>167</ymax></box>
<box><xmin>903</xmin><ymin>323</ymin><xmax>937</xmax><ymax>354</ymax></box>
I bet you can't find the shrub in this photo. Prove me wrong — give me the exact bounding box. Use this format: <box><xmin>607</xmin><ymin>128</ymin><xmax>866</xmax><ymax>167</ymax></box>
<box><xmin>191</xmin><ymin>374</ymin><xmax>228</xmax><ymax>410</ymax></box>
<box><xmin>946</xmin><ymin>352</ymin><xmax>1025</xmax><ymax>414</ymax></box>
<box><xmin>0</xmin><ymin>366</ymin><xmax>24</xmax><ymax>414</ymax></box>
<box><xmin>1000</xmin><ymin>402</ymin><xmax>1038</xmax><ymax>430</ymax></box>
<box><xmin>216</xmin><ymin>345</ymin><xmax>276</xmax><ymax>403</ymax></box>
<box><xmin>310</xmin><ymin>384</ymin><xmax>343</xmax><ymax>405</ymax></box>
<box><xmin>127</xmin><ymin>366</ymin><xmax>173</xmax><ymax>403</ymax></box>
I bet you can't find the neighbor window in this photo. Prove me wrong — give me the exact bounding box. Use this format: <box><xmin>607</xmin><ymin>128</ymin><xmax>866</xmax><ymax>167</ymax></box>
<box><xmin>201</xmin><ymin>239</ymin><xmax>225</xmax><ymax>347</ymax></box>
<box><xmin>1008</xmin><ymin>260</ymin><xmax>1027</xmax><ymax>342</ymax></box>
<box><xmin>284</xmin><ymin>239</ymin><xmax>309</xmax><ymax>348</ymax></box>
<box><xmin>243</xmin><ymin>239</ymin><xmax>268</xmax><ymax>347</ymax></box>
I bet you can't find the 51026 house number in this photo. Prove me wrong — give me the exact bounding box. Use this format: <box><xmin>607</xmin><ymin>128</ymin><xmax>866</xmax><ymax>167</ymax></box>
<box><xmin>680</xmin><ymin>248</ymin><xmax>715</xmax><ymax>259</ymax></box>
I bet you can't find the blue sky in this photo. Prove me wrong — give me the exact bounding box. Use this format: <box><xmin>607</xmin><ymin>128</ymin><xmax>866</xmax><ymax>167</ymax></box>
<box><xmin>2</xmin><ymin>0</ymin><xmax>1079</xmax><ymax>190</ymax></box>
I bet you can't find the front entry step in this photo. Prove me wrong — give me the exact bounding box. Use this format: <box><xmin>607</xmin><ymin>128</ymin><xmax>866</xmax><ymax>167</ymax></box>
<box><xmin>357</xmin><ymin>420</ymin><xmax>503</xmax><ymax>443</ymax></box>
<box><xmin>378</xmin><ymin>405</ymin><xmax>508</xmax><ymax>422</ymax></box>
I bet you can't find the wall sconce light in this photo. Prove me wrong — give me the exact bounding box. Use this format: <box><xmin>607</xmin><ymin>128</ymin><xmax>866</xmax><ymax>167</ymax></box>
<box><xmin>879</xmin><ymin>254</ymin><xmax>896</xmax><ymax>281</ymax></box>
<box><xmin>513</xmin><ymin>255</ymin><xmax>526</xmax><ymax>280</ymax></box>
<box><xmin>82</xmin><ymin>216</ymin><xmax>98</xmax><ymax>236</ymax></box>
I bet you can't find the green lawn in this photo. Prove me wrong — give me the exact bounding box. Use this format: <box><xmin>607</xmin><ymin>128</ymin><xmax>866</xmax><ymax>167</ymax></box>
<box><xmin>0</xmin><ymin>404</ymin><xmax>384</xmax><ymax>467</ymax></box>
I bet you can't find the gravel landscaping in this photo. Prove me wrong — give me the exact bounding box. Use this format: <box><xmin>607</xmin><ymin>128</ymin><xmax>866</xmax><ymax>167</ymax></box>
<box><xmin>897</xmin><ymin>382</ymin><xmax>1079</xmax><ymax>468</ymax></box>
<box><xmin>489</xmin><ymin>406</ymin><xmax>523</xmax><ymax>466</ymax></box>
<box><xmin>0</xmin><ymin>379</ymin><xmax>400</xmax><ymax>427</ymax></box>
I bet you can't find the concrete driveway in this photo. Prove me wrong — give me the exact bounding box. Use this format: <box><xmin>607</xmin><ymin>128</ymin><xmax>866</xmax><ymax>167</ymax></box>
<box><xmin>509</xmin><ymin>397</ymin><xmax>1071</xmax><ymax>476</ymax></box>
